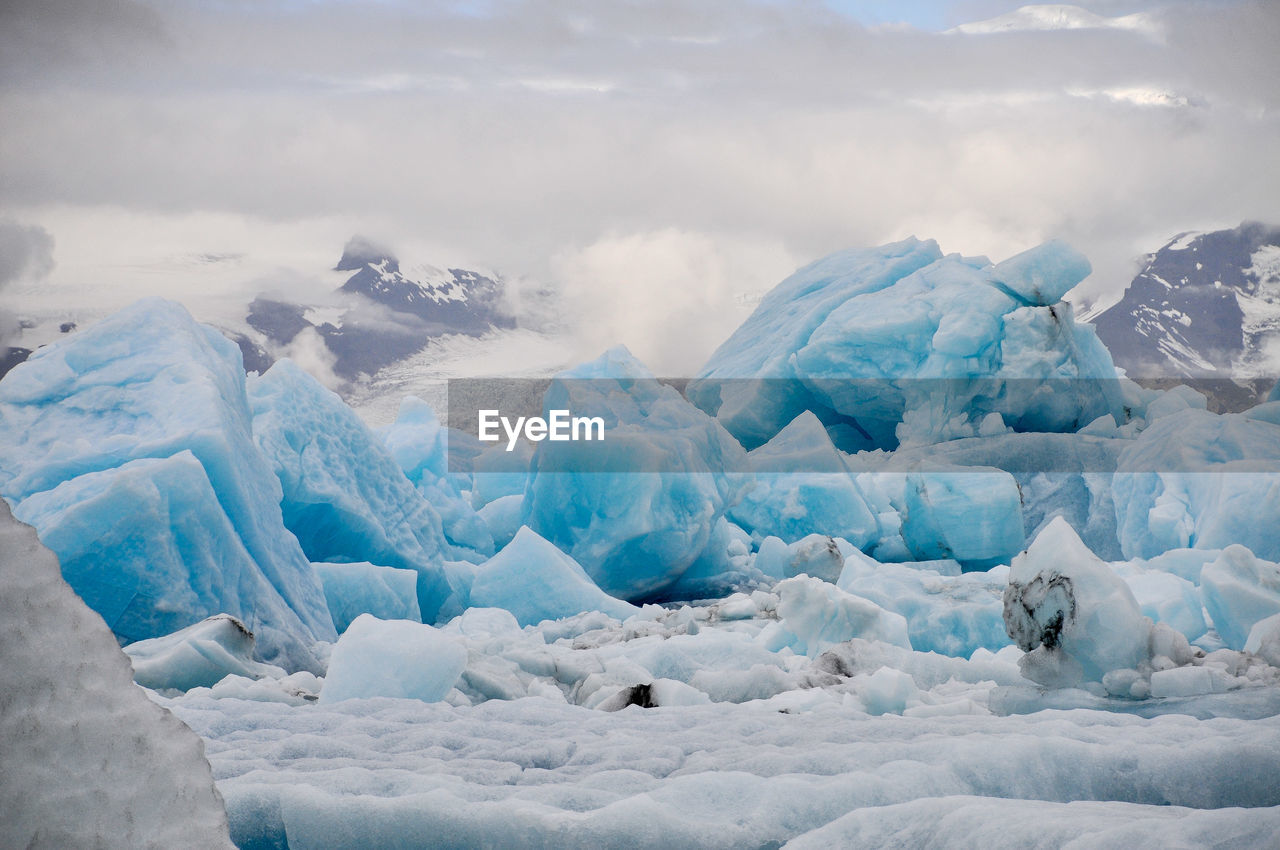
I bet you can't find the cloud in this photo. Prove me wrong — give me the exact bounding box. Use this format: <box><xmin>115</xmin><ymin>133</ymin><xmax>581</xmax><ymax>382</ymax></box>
<box><xmin>0</xmin><ymin>0</ymin><xmax>1276</xmax><ymax>366</ymax></box>
<box><xmin>0</xmin><ymin>0</ymin><xmax>170</xmax><ymax>84</ymax></box>
<box><xmin>553</xmin><ymin>229</ymin><xmax>796</xmax><ymax>373</ymax></box>
<box><xmin>0</xmin><ymin>220</ymin><xmax>55</xmax><ymax>289</ymax></box>
<box><xmin>279</xmin><ymin>326</ymin><xmax>344</xmax><ymax>391</ymax></box>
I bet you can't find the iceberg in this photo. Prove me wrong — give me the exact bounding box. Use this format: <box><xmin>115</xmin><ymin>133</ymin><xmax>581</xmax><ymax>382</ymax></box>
<box><xmin>13</xmin><ymin>452</ymin><xmax>325</xmax><ymax>669</ymax></box>
<box><xmin>987</xmin><ymin>238</ymin><xmax>1094</xmax><ymax>306</ymax></box>
<box><xmin>1114</xmin><ymin>409</ymin><xmax>1280</xmax><ymax>561</ymax></box>
<box><xmin>124</xmin><ymin>614</ymin><xmax>284</xmax><ymax>693</ymax></box>
<box><xmin>900</xmin><ymin>467</ymin><xmax>1024</xmax><ymax>568</ymax></box>
<box><xmin>522</xmin><ymin>347</ymin><xmax>748</xmax><ymax>600</ymax></box>
<box><xmin>378</xmin><ymin>396</ymin><xmax>495</xmax><ymax>554</ymax></box>
<box><xmin>664</xmin><ymin>516</ymin><xmax>763</xmax><ymax>600</ymax></box>
<box><xmin>688</xmin><ymin>237</ymin><xmax>944</xmax><ymax>449</ymax></box>
<box><xmin>248</xmin><ymin>360</ymin><xmax>465</xmax><ymax>622</ymax></box>
<box><xmin>1200</xmin><ymin>545</ymin><xmax>1280</xmax><ymax>650</ymax></box>
<box><xmin>319</xmin><ymin>614</ymin><xmax>468</xmax><ymax>703</ymax></box>
<box><xmin>1122</xmin><ymin>570</ymin><xmax>1208</xmax><ymax>642</ymax></box>
<box><xmin>727</xmin><ymin>411</ymin><xmax>879</xmax><ymax>548</ymax></box>
<box><xmin>313</xmin><ymin>561</ymin><xmax>422</xmax><ymax>633</ymax></box>
<box><xmin>476</xmin><ymin>493</ymin><xmax>523</xmax><ymax>550</ymax></box>
<box><xmin>772</xmin><ymin>533</ymin><xmax>856</xmax><ymax>583</ymax></box>
<box><xmin>0</xmin><ymin>299</ymin><xmax>334</xmax><ymax>669</ymax></box>
<box><xmin>885</xmin><ymin>431</ymin><xmax>1128</xmax><ymax>561</ymax></box>
<box><xmin>1004</xmin><ymin>518</ymin><xmax>1163</xmax><ymax>685</ymax></box>
<box><xmin>838</xmin><ymin>550</ymin><xmax>1009</xmax><ymax>657</ymax></box>
<box><xmin>765</xmin><ymin>575</ymin><xmax>912</xmax><ymax>656</ymax></box>
<box><xmin>1245</xmin><ymin>613</ymin><xmax>1280</xmax><ymax>667</ymax></box>
<box><xmin>468</xmin><ymin>438</ymin><xmax>535</xmax><ymax>508</ymax></box>
<box><xmin>692</xmin><ymin>239</ymin><xmax>1123</xmax><ymax>450</ymax></box>
<box><xmin>468</xmin><ymin>526</ymin><xmax>640</xmax><ymax>626</ymax></box>
<box><xmin>0</xmin><ymin>501</ymin><xmax>234</xmax><ymax>849</ymax></box>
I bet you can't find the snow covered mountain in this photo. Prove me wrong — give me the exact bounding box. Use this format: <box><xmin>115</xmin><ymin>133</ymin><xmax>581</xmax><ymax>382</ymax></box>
<box><xmin>334</xmin><ymin>236</ymin><xmax>513</xmax><ymax>336</ymax></box>
<box><xmin>1091</xmin><ymin>223</ymin><xmax>1280</xmax><ymax>391</ymax></box>
<box><xmin>246</xmin><ymin>237</ymin><xmax>519</xmax><ymax>382</ymax></box>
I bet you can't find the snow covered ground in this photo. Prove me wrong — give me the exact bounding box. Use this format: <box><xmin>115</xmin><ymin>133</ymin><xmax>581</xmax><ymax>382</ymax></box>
<box><xmin>158</xmin><ymin>592</ymin><xmax>1280</xmax><ymax>848</ymax></box>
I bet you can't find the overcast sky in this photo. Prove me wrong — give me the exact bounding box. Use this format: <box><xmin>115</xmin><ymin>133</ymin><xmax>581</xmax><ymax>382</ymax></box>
<box><xmin>1</xmin><ymin>0</ymin><xmax>1277</xmax><ymax>372</ymax></box>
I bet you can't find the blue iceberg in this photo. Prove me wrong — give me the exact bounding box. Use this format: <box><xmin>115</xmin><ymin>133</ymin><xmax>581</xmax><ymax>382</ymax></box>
<box><xmin>522</xmin><ymin>347</ymin><xmax>748</xmax><ymax>600</ymax></box>
<box><xmin>313</xmin><ymin>561</ymin><xmax>422</xmax><ymax>633</ymax></box>
<box><xmin>469</xmin><ymin>526</ymin><xmax>639</xmax><ymax>626</ymax></box>
<box><xmin>0</xmin><ymin>299</ymin><xmax>334</xmax><ymax>669</ymax></box>
<box><xmin>1114</xmin><ymin>409</ymin><xmax>1280</xmax><ymax>561</ymax></box>
<box><xmin>693</xmin><ymin>240</ymin><xmax>1124</xmax><ymax>450</ymax></box>
<box><xmin>379</xmin><ymin>396</ymin><xmax>495</xmax><ymax>555</ymax></box>
<box><xmin>248</xmin><ymin>360</ymin><xmax>467</xmax><ymax>622</ymax></box>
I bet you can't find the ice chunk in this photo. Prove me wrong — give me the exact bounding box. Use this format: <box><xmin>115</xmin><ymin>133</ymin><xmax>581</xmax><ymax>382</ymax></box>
<box><xmin>986</xmin><ymin>239</ymin><xmax>1092</xmax><ymax>307</ymax></box>
<box><xmin>856</xmin><ymin>667</ymin><xmax>920</xmax><ymax>716</ymax></box>
<box><xmin>782</xmin><ymin>534</ymin><xmax>855</xmax><ymax>582</ymax></box>
<box><xmin>468</xmin><ymin>439</ymin><xmax>535</xmax><ymax>508</ymax></box>
<box><xmin>689</xmin><ymin>237</ymin><xmax>944</xmax><ymax>450</ymax></box>
<box><xmin>753</xmin><ymin>535</ymin><xmax>791</xmax><ymax>580</ymax></box>
<box><xmin>665</xmin><ymin>517</ymin><xmax>763</xmax><ymax>600</ymax></box>
<box><xmin>838</xmin><ymin>551</ymin><xmax>1009</xmax><ymax>657</ymax></box>
<box><xmin>125</xmin><ymin>614</ymin><xmax>284</xmax><ymax>692</ymax></box>
<box><xmin>248</xmin><ymin>361</ymin><xmax>467</xmax><ymax>622</ymax></box>
<box><xmin>1123</xmin><ymin>570</ymin><xmax>1207</xmax><ymax>642</ymax></box>
<box><xmin>1143</xmin><ymin>384</ymin><xmax>1208</xmax><ymax>423</ymax></box>
<box><xmin>313</xmin><ymin>561</ymin><xmax>422</xmax><ymax>633</ymax></box>
<box><xmin>522</xmin><ymin>347</ymin><xmax>748</xmax><ymax>600</ymax></box>
<box><xmin>379</xmin><ymin>395</ymin><xmax>496</xmax><ymax>553</ymax></box>
<box><xmin>901</xmin><ymin>468</ymin><xmax>1025</xmax><ymax>568</ymax></box>
<box><xmin>469</xmin><ymin>526</ymin><xmax>640</xmax><ymax>626</ymax></box>
<box><xmin>452</xmin><ymin>606</ymin><xmax>524</xmax><ymax>638</ymax></box>
<box><xmin>707</xmin><ymin>246</ymin><xmax>1124</xmax><ymax>449</ymax></box>
<box><xmin>1135</xmin><ymin>547</ymin><xmax>1222</xmax><ymax>585</ymax></box>
<box><xmin>597</xmin><ymin>679</ymin><xmax>713</xmax><ymax>710</ymax></box>
<box><xmin>727</xmin><ymin>411</ymin><xmax>878</xmax><ymax>547</ymax></box>
<box><xmin>768</xmin><ymin>575</ymin><xmax>912</xmax><ymax>656</ymax></box>
<box><xmin>319</xmin><ymin>614</ymin><xmax>467</xmax><ymax>703</ymax></box>
<box><xmin>1200</xmin><ymin>545</ymin><xmax>1280</xmax><ymax>650</ymax></box>
<box><xmin>1113</xmin><ymin>409</ymin><xmax>1280</xmax><ymax>561</ymax></box>
<box><xmin>884</xmin><ymin>430</ymin><xmax>1127</xmax><ymax>561</ymax></box>
<box><xmin>0</xmin><ymin>298</ymin><xmax>335</xmax><ymax>668</ymax></box>
<box><xmin>1244</xmin><ymin>613</ymin><xmax>1280</xmax><ymax>667</ymax></box>
<box><xmin>1004</xmin><ymin>518</ymin><xmax>1152</xmax><ymax>684</ymax></box>
<box><xmin>1149</xmin><ymin>665</ymin><xmax>1235</xmax><ymax>698</ymax></box>
<box><xmin>196</xmin><ymin>670</ymin><xmax>323</xmax><ymax>706</ymax></box>
<box><xmin>13</xmin><ymin>451</ymin><xmax>328</xmax><ymax>671</ymax></box>
<box><xmin>0</xmin><ymin>501</ymin><xmax>234</xmax><ymax>849</ymax></box>
<box><xmin>477</xmin><ymin>493</ymin><xmax>524</xmax><ymax>550</ymax></box>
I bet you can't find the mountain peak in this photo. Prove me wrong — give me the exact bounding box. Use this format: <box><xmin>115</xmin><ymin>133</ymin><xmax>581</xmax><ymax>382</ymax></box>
<box><xmin>335</xmin><ymin>235</ymin><xmax>398</xmax><ymax>273</ymax></box>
